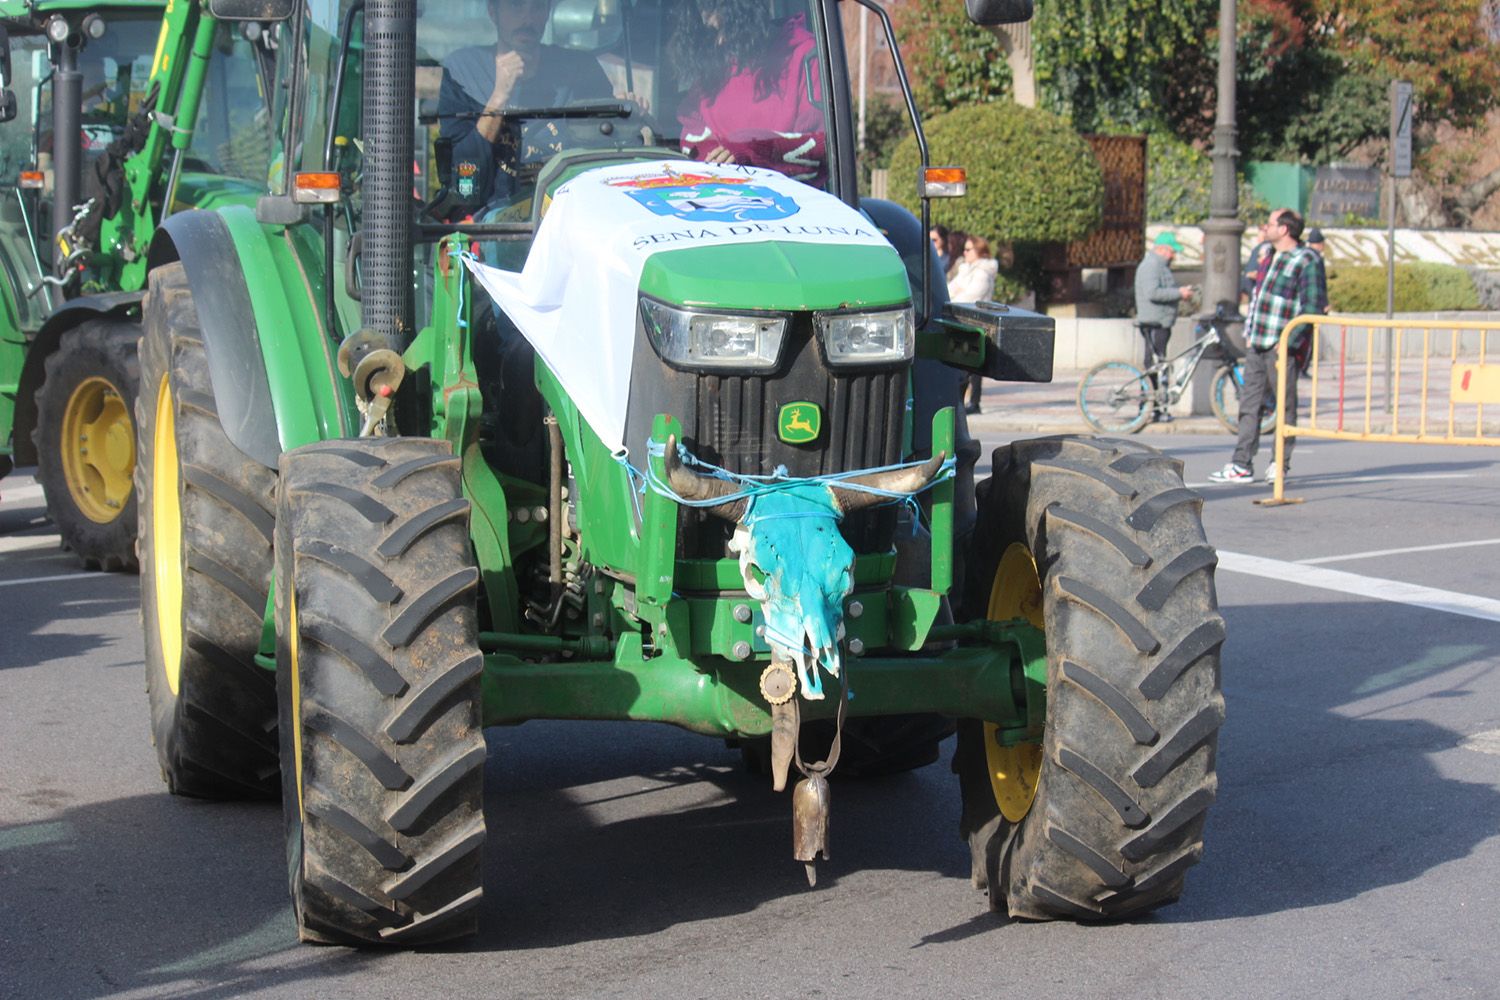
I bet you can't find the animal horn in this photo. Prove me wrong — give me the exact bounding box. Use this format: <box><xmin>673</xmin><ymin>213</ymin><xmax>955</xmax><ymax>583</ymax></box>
<box><xmin>664</xmin><ymin>434</ymin><xmax>748</xmax><ymax>521</ymax></box>
<box><xmin>829</xmin><ymin>451</ymin><xmax>947</xmax><ymax>514</ymax></box>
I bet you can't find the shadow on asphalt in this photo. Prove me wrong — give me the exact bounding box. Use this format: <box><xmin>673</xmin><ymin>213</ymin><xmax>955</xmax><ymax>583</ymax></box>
<box><xmin>1159</xmin><ymin>597</ymin><xmax>1500</xmax><ymax>924</ymax></box>
<box><xmin>7</xmin><ymin>596</ymin><xmax>1498</xmax><ymax>991</ymax></box>
<box><xmin>0</xmin><ymin>793</ymin><xmax>380</xmax><ymax>1000</ymax></box>
<box><xmin>2</xmin><ymin>722</ymin><xmax>969</xmax><ymax>996</ymax></box>
<box><xmin>4</xmin><ymin>573</ymin><xmax>139</xmax><ymax>670</ymax></box>
<box><xmin>465</xmin><ymin>721</ymin><xmax>968</xmax><ymax>952</ymax></box>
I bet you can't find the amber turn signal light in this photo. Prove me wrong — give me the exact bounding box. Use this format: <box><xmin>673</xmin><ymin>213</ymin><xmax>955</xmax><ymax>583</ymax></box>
<box><xmin>292</xmin><ymin>172</ymin><xmax>341</xmax><ymax>204</ymax></box>
<box><xmin>922</xmin><ymin>166</ymin><xmax>967</xmax><ymax>198</ymax></box>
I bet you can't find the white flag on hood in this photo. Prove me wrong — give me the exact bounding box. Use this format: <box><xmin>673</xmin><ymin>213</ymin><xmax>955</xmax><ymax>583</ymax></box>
<box><xmin>464</xmin><ymin>160</ymin><xmax>894</xmax><ymax>457</ymax></box>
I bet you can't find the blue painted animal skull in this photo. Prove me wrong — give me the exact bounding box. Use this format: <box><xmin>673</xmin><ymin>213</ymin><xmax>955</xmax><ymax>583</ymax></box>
<box><xmin>731</xmin><ymin>482</ymin><xmax>854</xmax><ymax>700</ymax></box>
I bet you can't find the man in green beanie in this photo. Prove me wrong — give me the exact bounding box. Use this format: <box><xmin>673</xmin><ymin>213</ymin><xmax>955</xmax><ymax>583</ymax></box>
<box><xmin>1133</xmin><ymin>231</ymin><xmax>1195</xmax><ymax>422</ymax></box>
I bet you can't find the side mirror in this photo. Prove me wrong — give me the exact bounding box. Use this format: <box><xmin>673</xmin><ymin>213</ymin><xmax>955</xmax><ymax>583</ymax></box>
<box><xmin>0</xmin><ymin>90</ymin><xmax>15</xmax><ymax>125</ymax></box>
<box><xmin>207</xmin><ymin>0</ymin><xmax>296</xmax><ymax>21</ymax></box>
<box><xmin>964</xmin><ymin>0</ymin><xmax>1034</xmax><ymax>26</ymax></box>
<box><xmin>0</xmin><ymin>25</ymin><xmax>12</xmax><ymax>86</ymax></box>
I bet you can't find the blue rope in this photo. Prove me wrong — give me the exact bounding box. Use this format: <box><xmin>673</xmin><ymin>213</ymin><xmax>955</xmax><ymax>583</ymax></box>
<box><xmin>449</xmin><ymin>244</ymin><xmax>479</xmax><ymax>332</ymax></box>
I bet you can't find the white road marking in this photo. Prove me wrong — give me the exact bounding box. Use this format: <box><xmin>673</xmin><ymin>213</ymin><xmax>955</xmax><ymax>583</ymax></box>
<box><xmin>1217</xmin><ymin>550</ymin><xmax>1500</xmax><ymax>623</ymax></box>
<box><xmin>1460</xmin><ymin>730</ymin><xmax>1500</xmax><ymax>755</ymax></box>
<box><xmin>1</xmin><ymin>483</ymin><xmax>44</xmax><ymax>503</ymax></box>
<box><xmin>1187</xmin><ymin>472</ymin><xmax>1474</xmax><ymax>488</ymax></box>
<box><xmin>0</xmin><ymin>534</ymin><xmax>59</xmax><ymax>554</ymax></box>
<box><xmin>0</xmin><ymin>571</ymin><xmax>104</xmax><ymax>589</ymax></box>
<box><xmin>1300</xmin><ymin>537</ymin><xmax>1500</xmax><ymax>565</ymax></box>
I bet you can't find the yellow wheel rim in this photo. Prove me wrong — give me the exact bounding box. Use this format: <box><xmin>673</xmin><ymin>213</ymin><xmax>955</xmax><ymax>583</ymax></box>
<box><xmin>60</xmin><ymin>376</ymin><xmax>135</xmax><ymax>523</ymax></box>
<box><xmin>152</xmin><ymin>375</ymin><xmax>185</xmax><ymax>696</ymax></box>
<box><xmin>984</xmin><ymin>542</ymin><xmax>1045</xmax><ymax>823</ymax></box>
<box><xmin>289</xmin><ymin>583</ymin><xmax>306</xmax><ymax>822</ymax></box>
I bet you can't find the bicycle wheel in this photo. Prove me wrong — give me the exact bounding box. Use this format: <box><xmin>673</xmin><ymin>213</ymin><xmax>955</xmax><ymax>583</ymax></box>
<box><xmin>1211</xmin><ymin>364</ymin><xmax>1277</xmax><ymax>435</ymax></box>
<box><xmin>1078</xmin><ymin>361</ymin><xmax>1153</xmax><ymax>434</ymax></box>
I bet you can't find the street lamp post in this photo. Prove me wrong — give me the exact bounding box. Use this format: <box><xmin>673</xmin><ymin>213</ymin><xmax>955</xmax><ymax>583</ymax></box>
<box><xmin>1200</xmin><ymin>0</ymin><xmax>1243</xmax><ymax>317</ymax></box>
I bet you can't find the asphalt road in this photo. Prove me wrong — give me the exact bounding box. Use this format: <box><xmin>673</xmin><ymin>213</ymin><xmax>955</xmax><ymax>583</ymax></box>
<box><xmin>3</xmin><ymin>432</ymin><xmax>1499</xmax><ymax>1000</ymax></box>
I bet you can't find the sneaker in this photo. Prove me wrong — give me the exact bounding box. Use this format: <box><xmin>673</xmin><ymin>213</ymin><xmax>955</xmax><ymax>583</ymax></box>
<box><xmin>1208</xmin><ymin>463</ymin><xmax>1252</xmax><ymax>484</ymax></box>
<box><xmin>1154</xmin><ymin>411</ymin><xmax>1174</xmax><ymax>424</ymax></box>
<box><xmin>1263</xmin><ymin>464</ymin><xmax>1284</xmax><ymax>483</ymax></box>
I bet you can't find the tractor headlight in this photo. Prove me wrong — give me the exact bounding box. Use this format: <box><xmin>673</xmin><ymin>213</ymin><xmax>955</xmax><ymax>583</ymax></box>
<box><xmin>816</xmin><ymin>308</ymin><xmax>914</xmax><ymax>366</ymax></box>
<box><xmin>640</xmin><ymin>298</ymin><xmax>786</xmax><ymax>372</ymax></box>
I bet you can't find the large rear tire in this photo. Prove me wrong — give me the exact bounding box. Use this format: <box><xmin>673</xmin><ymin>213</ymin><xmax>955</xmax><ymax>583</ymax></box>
<box><xmin>33</xmin><ymin>318</ymin><xmax>140</xmax><ymax>571</ymax></box>
<box><xmin>956</xmin><ymin>435</ymin><xmax>1223</xmax><ymax>919</ymax></box>
<box><xmin>137</xmin><ymin>263</ymin><xmax>279</xmax><ymax>798</ymax></box>
<box><xmin>277</xmin><ymin>437</ymin><xmax>486</xmax><ymax>946</ymax></box>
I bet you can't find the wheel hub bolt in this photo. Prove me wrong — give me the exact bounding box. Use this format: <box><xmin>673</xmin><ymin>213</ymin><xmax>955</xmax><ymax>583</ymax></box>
<box><xmin>847</xmin><ymin>600</ymin><xmax>864</xmax><ymax>619</ymax></box>
<box><xmin>731</xmin><ymin>641</ymin><xmax>751</xmax><ymax>660</ymax></box>
<box><xmin>732</xmin><ymin>603</ymin><xmax>752</xmax><ymax>623</ymax></box>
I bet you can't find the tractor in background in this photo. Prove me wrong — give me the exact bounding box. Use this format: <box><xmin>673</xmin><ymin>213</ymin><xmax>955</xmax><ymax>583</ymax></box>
<box><xmin>0</xmin><ymin>0</ymin><xmax>273</xmax><ymax>567</ymax></box>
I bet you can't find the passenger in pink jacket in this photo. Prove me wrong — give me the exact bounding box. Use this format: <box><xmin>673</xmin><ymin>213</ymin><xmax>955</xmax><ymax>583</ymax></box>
<box><xmin>672</xmin><ymin>1</ymin><xmax>827</xmax><ymax>187</ymax></box>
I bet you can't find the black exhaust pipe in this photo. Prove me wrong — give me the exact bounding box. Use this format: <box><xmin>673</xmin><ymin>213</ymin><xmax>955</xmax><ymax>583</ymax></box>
<box><xmin>361</xmin><ymin>0</ymin><xmax>416</xmax><ymax>350</ymax></box>
<box><xmin>52</xmin><ymin>37</ymin><xmax>82</xmax><ymax>273</ymax></box>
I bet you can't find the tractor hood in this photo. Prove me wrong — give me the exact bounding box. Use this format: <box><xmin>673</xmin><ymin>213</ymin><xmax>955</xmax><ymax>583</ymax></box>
<box><xmin>639</xmin><ymin>241</ymin><xmax>909</xmax><ymax>313</ymax></box>
<box><xmin>467</xmin><ymin>160</ymin><xmax>910</xmax><ymax>456</ymax></box>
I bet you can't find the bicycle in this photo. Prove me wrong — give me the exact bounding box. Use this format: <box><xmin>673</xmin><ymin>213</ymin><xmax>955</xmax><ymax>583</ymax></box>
<box><xmin>1077</xmin><ymin>304</ymin><xmax>1277</xmax><ymax>435</ymax></box>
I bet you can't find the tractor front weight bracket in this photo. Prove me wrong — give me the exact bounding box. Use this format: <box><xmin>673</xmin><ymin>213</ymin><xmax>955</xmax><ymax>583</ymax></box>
<box><xmin>477</xmin><ymin>620</ymin><xmax>1039</xmax><ymax>739</ymax></box>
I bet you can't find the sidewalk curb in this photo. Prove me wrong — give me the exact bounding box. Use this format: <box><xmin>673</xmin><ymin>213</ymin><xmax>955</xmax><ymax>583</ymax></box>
<box><xmin>965</xmin><ymin>415</ymin><xmax>1233</xmax><ymax>437</ymax></box>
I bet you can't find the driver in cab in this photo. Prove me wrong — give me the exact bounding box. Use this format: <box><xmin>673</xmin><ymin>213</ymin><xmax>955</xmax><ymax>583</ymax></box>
<box><xmin>438</xmin><ymin>0</ymin><xmax>614</xmax><ymax>213</ymax></box>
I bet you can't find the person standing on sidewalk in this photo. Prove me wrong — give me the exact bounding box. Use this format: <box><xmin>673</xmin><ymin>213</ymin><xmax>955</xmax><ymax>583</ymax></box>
<box><xmin>1209</xmin><ymin>208</ymin><xmax>1327</xmax><ymax>484</ymax></box>
<box><xmin>1134</xmin><ymin>231</ymin><xmax>1194</xmax><ymax>423</ymax></box>
<box><xmin>949</xmin><ymin>235</ymin><xmax>999</xmax><ymax>413</ymax></box>
<box><xmin>930</xmin><ymin>224</ymin><xmax>952</xmax><ymax>276</ymax></box>
<box><xmin>1287</xmin><ymin>226</ymin><xmax>1329</xmax><ymax>377</ymax></box>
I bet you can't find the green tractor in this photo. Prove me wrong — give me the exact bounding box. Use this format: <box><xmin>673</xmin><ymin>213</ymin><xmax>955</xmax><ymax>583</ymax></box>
<box><xmin>137</xmin><ymin>0</ymin><xmax>1224</xmax><ymax>944</ymax></box>
<box><xmin>0</xmin><ymin>0</ymin><xmax>274</xmax><ymax>567</ymax></box>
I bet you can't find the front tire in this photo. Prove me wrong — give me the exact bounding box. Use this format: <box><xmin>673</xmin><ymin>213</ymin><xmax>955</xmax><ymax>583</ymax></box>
<box><xmin>138</xmin><ymin>263</ymin><xmax>279</xmax><ymax>798</ymax></box>
<box><xmin>33</xmin><ymin>319</ymin><xmax>140</xmax><ymax>571</ymax></box>
<box><xmin>957</xmin><ymin>435</ymin><xmax>1223</xmax><ymax>920</ymax></box>
<box><xmin>1077</xmin><ymin>362</ymin><xmax>1153</xmax><ymax>434</ymax></box>
<box><xmin>277</xmin><ymin>437</ymin><xmax>486</xmax><ymax>946</ymax></box>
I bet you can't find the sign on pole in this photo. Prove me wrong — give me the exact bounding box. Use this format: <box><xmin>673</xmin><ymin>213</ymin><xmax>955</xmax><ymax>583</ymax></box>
<box><xmin>1390</xmin><ymin>81</ymin><xmax>1413</xmax><ymax>179</ymax></box>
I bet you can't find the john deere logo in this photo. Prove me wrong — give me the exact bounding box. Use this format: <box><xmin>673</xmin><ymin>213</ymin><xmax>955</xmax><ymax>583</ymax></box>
<box><xmin>778</xmin><ymin>402</ymin><xmax>821</xmax><ymax>444</ymax></box>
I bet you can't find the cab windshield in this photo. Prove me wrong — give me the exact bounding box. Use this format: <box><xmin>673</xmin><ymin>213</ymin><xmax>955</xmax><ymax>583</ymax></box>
<box><xmin>293</xmin><ymin>0</ymin><xmax>834</xmax><ymax>229</ymax></box>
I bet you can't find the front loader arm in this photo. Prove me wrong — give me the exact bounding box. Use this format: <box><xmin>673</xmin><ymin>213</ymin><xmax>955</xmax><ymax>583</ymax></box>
<box><xmin>94</xmin><ymin>1</ymin><xmax>217</xmax><ymax>291</ymax></box>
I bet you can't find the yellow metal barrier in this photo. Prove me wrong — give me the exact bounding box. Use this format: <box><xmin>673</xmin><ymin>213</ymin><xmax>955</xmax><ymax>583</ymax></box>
<box><xmin>1263</xmin><ymin>314</ymin><xmax>1500</xmax><ymax>505</ymax></box>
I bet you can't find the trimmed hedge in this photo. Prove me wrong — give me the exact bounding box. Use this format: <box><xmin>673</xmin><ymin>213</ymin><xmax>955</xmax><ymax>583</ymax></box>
<box><xmin>888</xmin><ymin>103</ymin><xmax>1102</xmax><ymax>303</ymax></box>
<box><xmin>888</xmin><ymin>103</ymin><xmax>1102</xmax><ymax>245</ymax></box>
<box><xmin>1326</xmin><ymin>262</ymin><xmax>1481</xmax><ymax>313</ymax></box>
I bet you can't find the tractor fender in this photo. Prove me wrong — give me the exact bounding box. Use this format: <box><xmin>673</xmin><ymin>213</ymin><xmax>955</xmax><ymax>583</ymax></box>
<box><xmin>860</xmin><ymin>198</ymin><xmax>965</xmax><ymax>458</ymax></box>
<box><xmin>148</xmin><ymin>209</ymin><xmax>354</xmax><ymax>468</ymax></box>
<box><xmin>12</xmin><ymin>291</ymin><xmax>144</xmax><ymax>467</ymax></box>
<box><xmin>860</xmin><ymin>198</ymin><xmax>950</xmax><ymax>324</ymax></box>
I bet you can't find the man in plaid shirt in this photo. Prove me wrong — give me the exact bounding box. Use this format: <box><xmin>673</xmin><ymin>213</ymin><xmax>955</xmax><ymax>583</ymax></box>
<box><xmin>1209</xmin><ymin>208</ymin><xmax>1327</xmax><ymax>483</ymax></box>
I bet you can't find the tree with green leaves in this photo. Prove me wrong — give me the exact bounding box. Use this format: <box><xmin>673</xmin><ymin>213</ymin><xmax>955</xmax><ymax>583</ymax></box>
<box><xmin>1030</xmin><ymin>0</ymin><xmax>1216</xmax><ymax>134</ymax></box>
<box><xmin>890</xmin><ymin>0</ymin><xmax>1012</xmax><ymax>114</ymax></box>
<box><xmin>888</xmin><ymin>103</ymin><xmax>1102</xmax><ymax>300</ymax></box>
